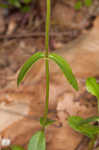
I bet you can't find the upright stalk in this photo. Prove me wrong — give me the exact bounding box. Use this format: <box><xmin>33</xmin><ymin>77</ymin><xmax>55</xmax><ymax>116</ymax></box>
<box><xmin>45</xmin><ymin>0</ymin><xmax>50</xmax><ymax>57</ymax></box>
<box><xmin>43</xmin><ymin>0</ymin><xmax>51</xmax><ymax>129</ymax></box>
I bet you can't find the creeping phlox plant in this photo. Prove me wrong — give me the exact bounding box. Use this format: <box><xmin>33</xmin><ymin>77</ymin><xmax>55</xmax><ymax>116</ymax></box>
<box><xmin>68</xmin><ymin>77</ymin><xmax>99</xmax><ymax>150</ymax></box>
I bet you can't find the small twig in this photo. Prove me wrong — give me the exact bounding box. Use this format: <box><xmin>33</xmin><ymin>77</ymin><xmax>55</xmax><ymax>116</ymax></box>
<box><xmin>0</xmin><ymin>31</ymin><xmax>76</xmax><ymax>40</ymax></box>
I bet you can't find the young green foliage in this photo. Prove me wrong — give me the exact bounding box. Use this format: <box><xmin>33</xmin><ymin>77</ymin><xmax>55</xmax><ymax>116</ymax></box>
<box><xmin>68</xmin><ymin>77</ymin><xmax>99</xmax><ymax>150</ymax></box>
<box><xmin>86</xmin><ymin>77</ymin><xmax>99</xmax><ymax>111</ymax></box>
<box><xmin>68</xmin><ymin>116</ymin><xmax>99</xmax><ymax>139</ymax></box>
<box><xmin>78</xmin><ymin>116</ymin><xmax>99</xmax><ymax>125</ymax></box>
<box><xmin>28</xmin><ymin>131</ymin><xmax>46</xmax><ymax>150</ymax></box>
<box><xmin>17</xmin><ymin>52</ymin><xmax>78</xmax><ymax>90</ymax></box>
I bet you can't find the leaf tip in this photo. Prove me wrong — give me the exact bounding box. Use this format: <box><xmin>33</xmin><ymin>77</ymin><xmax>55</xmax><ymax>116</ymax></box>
<box><xmin>17</xmin><ymin>80</ymin><xmax>20</xmax><ymax>87</ymax></box>
<box><xmin>72</xmin><ymin>79</ymin><xmax>79</xmax><ymax>91</ymax></box>
<box><xmin>17</xmin><ymin>76</ymin><xmax>21</xmax><ymax>87</ymax></box>
<box><xmin>75</xmin><ymin>84</ymin><xmax>79</xmax><ymax>91</ymax></box>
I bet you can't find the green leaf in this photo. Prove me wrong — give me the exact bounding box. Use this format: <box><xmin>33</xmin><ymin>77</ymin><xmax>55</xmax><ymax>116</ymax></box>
<box><xmin>79</xmin><ymin>116</ymin><xmax>99</xmax><ymax>125</ymax></box>
<box><xmin>9</xmin><ymin>0</ymin><xmax>21</xmax><ymax>7</ymax></box>
<box><xmin>48</xmin><ymin>53</ymin><xmax>78</xmax><ymax>91</ymax></box>
<box><xmin>28</xmin><ymin>131</ymin><xmax>46</xmax><ymax>150</ymax></box>
<box><xmin>11</xmin><ymin>145</ymin><xmax>25</xmax><ymax>150</ymax></box>
<box><xmin>40</xmin><ymin>117</ymin><xmax>55</xmax><ymax>127</ymax></box>
<box><xmin>86</xmin><ymin>77</ymin><xmax>99</xmax><ymax>111</ymax></box>
<box><xmin>74</xmin><ymin>1</ymin><xmax>82</xmax><ymax>10</ymax></box>
<box><xmin>23</xmin><ymin>0</ymin><xmax>32</xmax><ymax>4</ymax></box>
<box><xmin>17</xmin><ymin>52</ymin><xmax>45</xmax><ymax>86</ymax></box>
<box><xmin>86</xmin><ymin>77</ymin><xmax>99</xmax><ymax>98</ymax></box>
<box><xmin>84</xmin><ymin>0</ymin><xmax>92</xmax><ymax>7</ymax></box>
<box><xmin>68</xmin><ymin>116</ymin><xmax>99</xmax><ymax>138</ymax></box>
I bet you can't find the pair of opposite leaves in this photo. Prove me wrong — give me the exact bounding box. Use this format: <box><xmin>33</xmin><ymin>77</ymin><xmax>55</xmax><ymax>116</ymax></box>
<box><xmin>17</xmin><ymin>51</ymin><xmax>78</xmax><ymax>90</ymax></box>
<box><xmin>17</xmin><ymin>51</ymin><xmax>78</xmax><ymax>150</ymax></box>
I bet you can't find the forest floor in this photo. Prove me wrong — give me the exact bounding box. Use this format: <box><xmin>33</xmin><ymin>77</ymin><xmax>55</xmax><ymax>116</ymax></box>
<box><xmin>0</xmin><ymin>1</ymin><xmax>99</xmax><ymax>150</ymax></box>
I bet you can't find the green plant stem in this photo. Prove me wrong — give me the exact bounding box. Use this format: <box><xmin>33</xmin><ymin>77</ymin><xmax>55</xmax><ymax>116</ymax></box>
<box><xmin>45</xmin><ymin>0</ymin><xmax>50</xmax><ymax>57</ymax></box>
<box><xmin>88</xmin><ymin>136</ymin><xmax>97</xmax><ymax>150</ymax></box>
<box><xmin>43</xmin><ymin>59</ymin><xmax>50</xmax><ymax>127</ymax></box>
<box><xmin>42</xmin><ymin>0</ymin><xmax>51</xmax><ymax>129</ymax></box>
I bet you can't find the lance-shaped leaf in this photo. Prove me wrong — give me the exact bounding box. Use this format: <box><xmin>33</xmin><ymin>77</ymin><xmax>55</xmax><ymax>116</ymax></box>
<box><xmin>11</xmin><ymin>145</ymin><xmax>25</xmax><ymax>150</ymax></box>
<box><xmin>28</xmin><ymin>131</ymin><xmax>45</xmax><ymax>150</ymax></box>
<box><xmin>68</xmin><ymin>116</ymin><xmax>99</xmax><ymax>139</ymax></box>
<box><xmin>48</xmin><ymin>53</ymin><xmax>78</xmax><ymax>91</ymax></box>
<box><xmin>17</xmin><ymin>52</ymin><xmax>45</xmax><ymax>86</ymax></box>
<box><xmin>86</xmin><ymin>77</ymin><xmax>99</xmax><ymax>111</ymax></box>
<box><xmin>79</xmin><ymin>116</ymin><xmax>99</xmax><ymax>125</ymax></box>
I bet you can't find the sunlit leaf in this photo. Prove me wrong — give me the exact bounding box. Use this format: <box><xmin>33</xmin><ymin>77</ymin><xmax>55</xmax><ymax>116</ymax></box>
<box><xmin>11</xmin><ymin>145</ymin><xmax>25</xmax><ymax>150</ymax></box>
<box><xmin>84</xmin><ymin>0</ymin><xmax>92</xmax><ymax>7</ymax></box>
<box><xmin>40</xmin><ymin>117</ymin><xmax>55</xmax><ymax>127</ymax></box>
<box><xmin>48</xmin><ymin>53</ymin><xmax>78</xmax><ymax>91</ymax></box>
<box><xmin>74</xmin><ymin>1</ymin><xmax>82</xmax><ymax>10</ymax></box>
<box><xmin>79</xmin><ymin>116</ymin><xmax>99</xmax><ymax>125</ymax></box>
<box><xmin>17</xmin><ymin>52</ymin><xmax>45</xmax><ymax>86</ymax></box>
<box><xmin>68</xmin><ymin>116</ymin><xmax>99</xmax><ymax>138</ymax></box>
<box><xmin>28</xmin><ymin>131</ymin><xmax>45</xmax><ymax>150</ymax></box>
